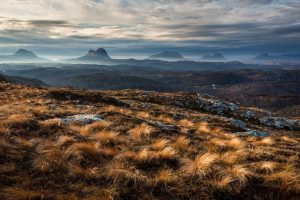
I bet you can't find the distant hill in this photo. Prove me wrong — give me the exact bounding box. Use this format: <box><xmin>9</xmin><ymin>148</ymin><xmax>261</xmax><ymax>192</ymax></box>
<box><xmin>253</xmin><ymin>53</ymin><xmax>300</xmax><ymax>62</ymax></box>
<box><xmin>0</xmin><ymin>73</ymin><xmax>46</xmax><ymax>86</ymax></box>
<box><xmin>148</xmin><ymin>51</ymin><xmax>185</xmax><ymax>61</ymax></box>
<box><xmin>0</xmin><ymin>49</ymin><xmax>50</xmax><ymax>63</ymax></box>
<box><xmin>202</xmin><ymin>53</ymin><xmax>226</xmax><ymax>61</ymax></box>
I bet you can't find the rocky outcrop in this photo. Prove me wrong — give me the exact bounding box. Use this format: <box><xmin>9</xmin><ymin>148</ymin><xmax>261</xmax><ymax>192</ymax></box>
<box><xmin>259</xmin><ymin>117</ymin><xmax>299</xmax><ymax>130</ymax></box>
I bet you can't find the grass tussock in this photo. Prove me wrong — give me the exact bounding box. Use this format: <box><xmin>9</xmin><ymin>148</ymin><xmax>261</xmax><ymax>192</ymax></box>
<box><xmin>129</xmin><ymin>123</ymin><xmax>154</xmax><ymax>139</ymax></box>
<box><xmin>180</xmin><ymin>152</ymin><xmax>219</xmax><ymax>177</ymax></box>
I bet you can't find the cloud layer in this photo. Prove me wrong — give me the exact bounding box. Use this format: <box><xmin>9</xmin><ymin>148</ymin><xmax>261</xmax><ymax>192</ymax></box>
<box><xmin>0</xmin><ymin>0</ymin><xmax>299</xmax><ymax>57</ymax></box>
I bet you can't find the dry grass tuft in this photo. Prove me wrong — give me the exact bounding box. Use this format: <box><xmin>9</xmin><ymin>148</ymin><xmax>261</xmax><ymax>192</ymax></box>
<box><xmin>157</xmin><ymin>115</ymin><xmax>174</xmax><ymax>123</ymax></box>
<box><xmin>256</xmin><ymin>137</ymin><xmax>275</xmax><ymax>146</ymax></box>
<box><xmin>264</xmin><ymin>166</ymin><xmax>300</xmax><ymax>191</ymax></box>
<box><xmin>151</xmin><ymin>139</ymin><xmax>169</xmax><ymax>150</ymax></box>
<box><xmin>92</xmin><ymin>130</ymin><xmax>120</xmax><ymax>144</ymax></box>
<box><xmin>154</xmin><ymin>169</ymin><xmax>177</xmax><ymax>184</ymax></box>
<box><xmin>177</xmin><ymin>119</ymin><xmax>195</xmax><ymax>127</ymax></box>
<box><xmin>196</xmin><ymin>122</ymin><xmax>212</xmax><ymax>134</ymax></box>
<box><xmin>180</xmin><ymin>152</ymin><xmax>219</xmax><ymax>177</ymax></box>
<box><xmin>172</xmin><ymin>136</ymin><xmax>191</xmax><ymax>151</ymax></box>
<box><xmin>214</xmin><ymin>165</ymin><xmax>252</xmax><ymax>190</ymax></box>
<box><xmin>65</xmin><ymin>142</ymin><xmax>99</xmax><ymax>159</ymax></box>
<box><xmin>129</xmin><ymin>123</ymin><xmax>154</xmax><ymax>139</ymax></box>
<box><xmin>57</xmin><ymin>135</ymin><xmax>76</xmax><ymax>146</ymax></box>
<box><xmin>136</xmin><ymin>111</ymin><xmax>150</xmax><ymax>119</ymax></box>
<box><xmin>280</xmin><ymin>136</ymin><xmax>298</xmax><ymax>143</ymax></box>
<box><xmin>85</xmin><ymin>121</ymin><xmax>111</xmax><ymax>133</ymax></box>
<box><xmin>255</xmin><ymin>161</ymin><xmax>279</xmax><ymax>173</ymax></box>
<box><xmin>219</xmin><ymin>150</ymin><xmax>247</xmax><ymax>165</ymax></box>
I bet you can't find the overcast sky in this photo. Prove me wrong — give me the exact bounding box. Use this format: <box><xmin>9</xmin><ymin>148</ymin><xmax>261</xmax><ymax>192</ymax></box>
<box><xmin>0</xmin><ymin>0</ymin><xmax>299</xmax><ymax>59</ymax></box>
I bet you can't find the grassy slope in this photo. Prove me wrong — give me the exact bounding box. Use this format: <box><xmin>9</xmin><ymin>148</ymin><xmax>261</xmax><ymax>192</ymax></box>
<box><xmin>0</xmin><ymin>82</ymin><xmax>299</xmax><ymax>200</ymax></box>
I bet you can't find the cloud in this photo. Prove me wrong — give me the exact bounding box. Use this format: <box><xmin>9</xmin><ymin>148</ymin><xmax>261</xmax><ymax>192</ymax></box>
<box><xmin>0</xmin><ymin>0</ymin><xmax>299</xmax><ymax>55</ymax></box>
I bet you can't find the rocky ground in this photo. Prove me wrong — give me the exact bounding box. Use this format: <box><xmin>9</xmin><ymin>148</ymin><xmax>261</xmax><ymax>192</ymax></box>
<box><xmin>0</xmin><ymin>81</ymin><xmax>299</xmax><ymax>199</ymax></box>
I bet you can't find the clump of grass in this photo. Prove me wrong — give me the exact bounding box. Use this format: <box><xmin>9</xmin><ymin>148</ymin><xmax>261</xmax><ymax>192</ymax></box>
<box><xmin>177</xmin><ymin>119</ymin><xmax>195</xmax><ymax>127</ymax></box>
<box><xmin>64</xmin><ymin>142</ymin><xmax>99</xmax><ymax>160</ymax></box>
<box><xmin>129</xmin><ymin>123</ymin><xmax>154</xmax><ymax>140</ymax></box>
<box><xmin>255</xmin><ymin>161</ymin><xmax>279</xmax><ymax>173</ymax></box>
<box><xmin>136</xmin><ymin>111</ymin><xmax>150</xmax><ymax>119</ymax></box>
<box><xmin>105</xmin><ymin>161</ymin><xmax>148</xmax><ymax>186</ymax></box>
<box><xmin>85</xmin><ymin>121</ymin><xmax>111</xmax><ymax>133</ymax></box>
<box><xmin>226</xmin><ymin>137</ymin><xmax>246</xmax><ymax>149</ymax></box>
<box><xmin>92</xmin><ymin>130</ymin><xmax>120</xmax><ymax>145</ymax></box>
<box><xmin>256</xmin><ymin>137</ymin><xmax>275</xmax><ymax>146</ymax></box>
<box><xmin>196</xmin><ymin>122</ymin><xmax>212</xmax><ymax>134</ymax></box>
<box><xmin>180</xmin><ymin>152</ymin><xmax>219</xmax><ymax>177</ymax></box>
<box><xmin>172</xmin><ymin>136</ymin><xmax>190</xmax><ymax>151</ymax></box>
<box><xmin>264</xmin><ymin>166</ymin><xmax>300</xmax><ymax>191</ymax></box>
<box><xmin>157</xmin><ymin>115</ymin><xmax>174</xmax><ymax>123</ymax></box>
<box><xmin>39</xmin><ymin>118</ymin><xmax>60</xmax><ymax>128</ymax></box>
<box><xmin>57</xmin><ymin>135</ymin><xmax>76</xmax><ymax>146</ymax></box>
<box><xmin>219</xmin><ymin>150</ymin><xmax>247</xmax><ymax>165</ymax></box>
<box><xmin>279</xmin><ymin>136</ymin><xmax>297</xmax><ymax>143</ymax></box>
<box><xmin>214</xmin><ymin>165</ymin><xmax>252</xmax><ymax>190</ymax></box>
<box><xmin>151</xmin><ymin>139</ymin><xmax>169</xmax><ymax>150</ymax></box>
<box><xmin>154</xmin><ymin>169</ymin><xmax>177</xmax><ymax>184</ymax></box>
<box><xmin>34</xmin><ymin>141</ymin><xmax>65</xmax><ymax>172</ymax></box>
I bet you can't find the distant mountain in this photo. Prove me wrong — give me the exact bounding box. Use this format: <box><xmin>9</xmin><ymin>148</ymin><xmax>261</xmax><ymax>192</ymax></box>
<box><xmin>65</xmin><ymin>48</ymin><xmax>112</xmax><ymax>64</ymax></box>
<box><xmin>202</xmin><ymin>53</ymin><xmax>226</xmax><ymax>61</ymax></box>
<box><xmin>253</xmin><ymin>53</ymin><xmax>300</xmax><ymax>62</ymax></box>
<box><xmin>0</xmin><ymin>49</ymin><xmax>50</xmax><ymax>63</ymax></box>
<box><xmin>148</xmin><ymin>51</ymin><xmax>185</xmax><ymax>61</ymax></box>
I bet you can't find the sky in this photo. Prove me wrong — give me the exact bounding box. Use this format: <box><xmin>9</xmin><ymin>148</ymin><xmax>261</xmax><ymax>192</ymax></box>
<box><xmin>0</xmin><ymin>0</ymin><xmax>299</xmax><ymax>59</ymax></box>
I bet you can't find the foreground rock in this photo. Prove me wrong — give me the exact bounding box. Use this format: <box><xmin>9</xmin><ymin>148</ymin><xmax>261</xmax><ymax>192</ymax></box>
<box><xmin>60</xmin><ymin>114</ymin><xmax>103</xmax><ymax>124</ymax></box>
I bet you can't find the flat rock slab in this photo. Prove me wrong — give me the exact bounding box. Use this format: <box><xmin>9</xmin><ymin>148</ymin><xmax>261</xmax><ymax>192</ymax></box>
<box><xmin>60</xmin><ymin>114</ymin><xmax>103</xmax><ymax>125</ymax></box>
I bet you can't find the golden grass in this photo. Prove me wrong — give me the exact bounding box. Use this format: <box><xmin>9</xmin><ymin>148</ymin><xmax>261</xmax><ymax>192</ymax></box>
<box><xmin>214</xmin><ymin>165</ymin><xmax>252</xmax><ymax>190</ymax></box>
<box><xmin>157</xmin><ymin>115</ymin><xmax>174</xmax><ymax>123</ymax></box>
<box><xmin>136</xmin><ymin>111</ymin><xmax>150</xmax><ymax>119</ymax></box>
<box><xmin>65</xmin><ymin>142</ymin><xmax>99</xmax><ymax>159</ymax></box>
<box><xmin>196</xmin><ymin>122</ymin><xmax>212</xmax><ymax>134</ymax></box>
<box><xmin>129</xmin><ymin>123</ymin><xmax>154</xmax><ymax>139</ymax></box>
<box><xmin>264</xmin><ymin>166</ymin><xmax>300</xmax><ymax>191</ymax></box>
<box><xmin>92</xmin><ymin>130</ymin><xmax>119</xmax><ymax>144</ymax></box>
<box><xmin>1</xmin><ymin>83</ymin><xmax>299</xmax><ymax>199</ymax></box>
<box><xmin>256</xmin><ymin>137</ymin><xmax>275</xmax><ymax>146</ymax></box>
<box><xmin>180</xmin><ymin>152</ymin><xmax>219</xmax><ymax>177</ymax></box>
<box><xmin>151</xmin><ymin>139</ymin><xmax>169</xmax><ymax>150</ymax></box>
<box><xmin>280</xmin><ymin>136</ymin><xmax>298</xmax><ymax>143</ymax></box>
<box><xmin>154</xmin><ymin>169</ymin><xmax>177</xmax><ymax>184</ymax></box>
<box><xmin>172</xmin><ymin>136</ymin><xmax>190</xmax><ymax>151</ymax></box>
<box><xmin>177</xmin><ymin>119</ymin><xmax>195</xmax><ymax>127</ymax></box>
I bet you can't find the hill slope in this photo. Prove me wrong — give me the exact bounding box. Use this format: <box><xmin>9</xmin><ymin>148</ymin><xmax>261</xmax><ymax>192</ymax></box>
<box><xmin>0</xmin><ymin>49</ymin><xmax>50</xmax><ymax>63</ymax></box>
<box><xmin>0</xmin><ymin>81</ymin><xmax>299</xmax><ymax>199</ymax></box>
